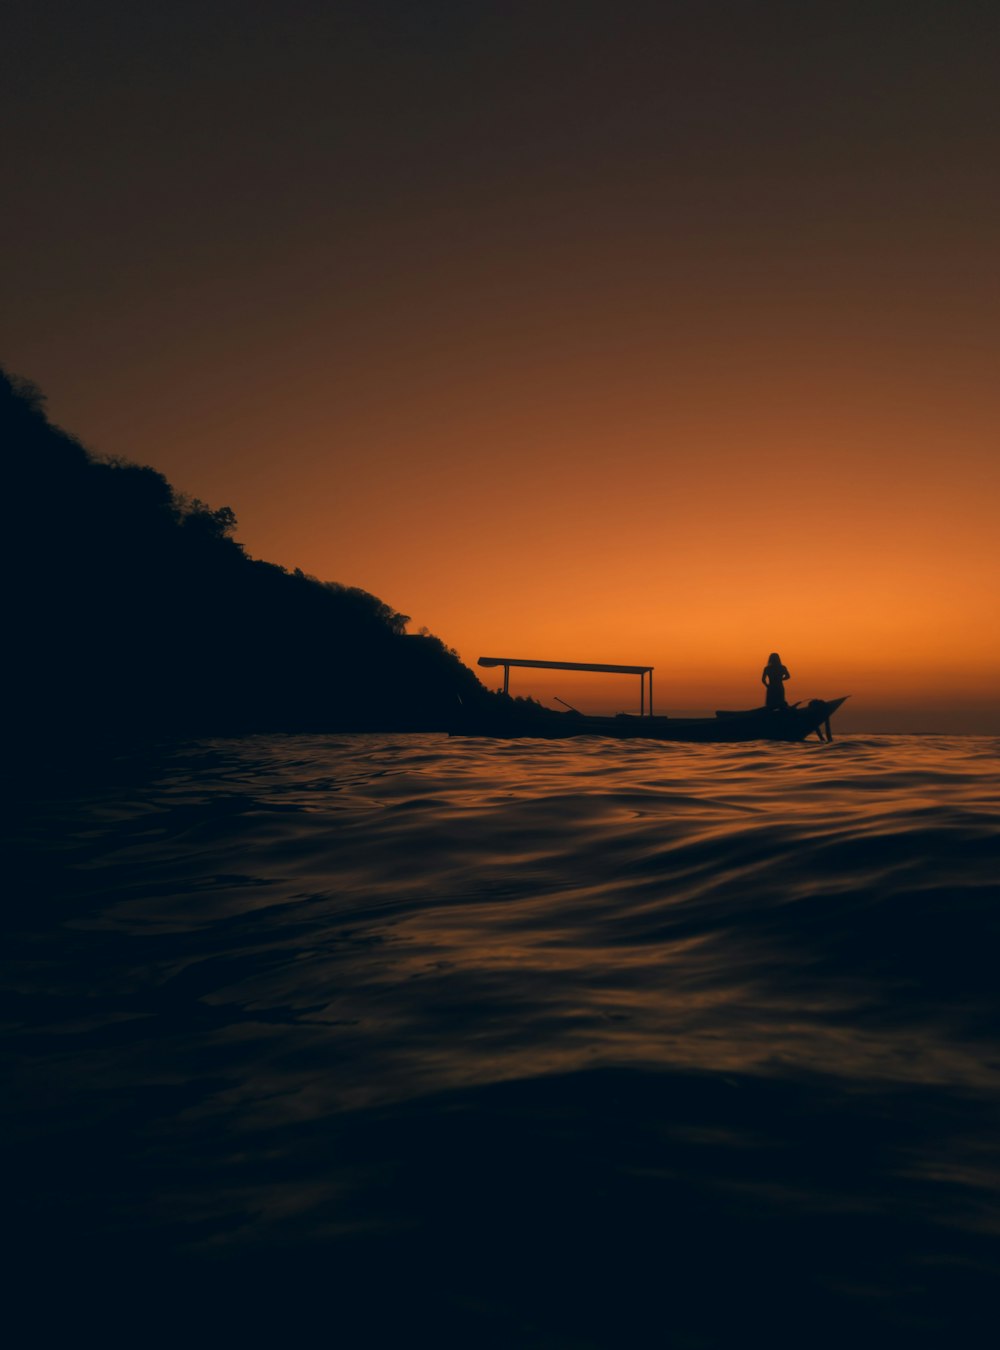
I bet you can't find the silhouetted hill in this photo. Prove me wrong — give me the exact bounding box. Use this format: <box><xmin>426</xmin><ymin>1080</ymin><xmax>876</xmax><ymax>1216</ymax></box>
<box><xmin>2</xmin><ymin>367</ymin><xmax>495</xmax><ymax>748</ymax></box>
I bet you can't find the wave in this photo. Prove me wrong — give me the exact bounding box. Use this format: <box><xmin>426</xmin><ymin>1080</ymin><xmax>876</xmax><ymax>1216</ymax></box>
<box><xmin>6</xmin><ymin>732</ymin><xmax>1000</xmax><ymax>1344</ymax></box>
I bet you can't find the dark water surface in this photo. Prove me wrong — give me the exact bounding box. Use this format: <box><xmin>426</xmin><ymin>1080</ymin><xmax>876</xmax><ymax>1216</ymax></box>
<box><xmin>7</xmin><ymin>734</ymin><xmax>1000</xmax><ymax>1345</ymax></box>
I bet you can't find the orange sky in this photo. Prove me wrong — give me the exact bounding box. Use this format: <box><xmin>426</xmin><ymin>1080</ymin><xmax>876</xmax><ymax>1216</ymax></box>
<box><xmin>4</xmin><ymin>3</ymin><xmax>999</xmax><ymax>731</ymax></box>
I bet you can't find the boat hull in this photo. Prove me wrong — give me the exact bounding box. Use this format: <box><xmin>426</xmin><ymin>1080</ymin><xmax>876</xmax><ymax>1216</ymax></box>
<box><xmin>451</xmin><ymin>698</ymin><xmax>848</xmax><ymax>744</ymax></box>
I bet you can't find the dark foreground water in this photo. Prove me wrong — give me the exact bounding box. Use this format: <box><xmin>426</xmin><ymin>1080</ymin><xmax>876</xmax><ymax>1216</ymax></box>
<box><xmin>6</xmin><ymin>734</ymin><xmax>1000</xmax><ymax>1346</ymax></box>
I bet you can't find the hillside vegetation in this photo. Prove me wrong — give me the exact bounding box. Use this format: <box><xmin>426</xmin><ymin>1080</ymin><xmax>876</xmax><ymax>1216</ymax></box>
<box><xmin>3</xmin><ymin>368</ymin><xmax>493</xmax><ymax>746</ymax></box>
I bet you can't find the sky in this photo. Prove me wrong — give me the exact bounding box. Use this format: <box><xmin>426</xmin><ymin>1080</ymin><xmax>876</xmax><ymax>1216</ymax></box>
<box><xmin>3</xmin><ymin>0</ymin><xmax>998</xmax><ymax>731</ymax></box>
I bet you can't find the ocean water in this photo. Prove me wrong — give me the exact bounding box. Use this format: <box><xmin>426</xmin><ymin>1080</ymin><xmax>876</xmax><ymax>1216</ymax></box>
<box><xmin>7</xmin><ymin>733</ymin><xmax>1000</xmax><ymax>1346</ymax></box>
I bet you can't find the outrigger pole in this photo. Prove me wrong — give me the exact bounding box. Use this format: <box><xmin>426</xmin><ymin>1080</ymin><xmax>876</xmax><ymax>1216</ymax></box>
<box><xmin>477</xmin><ymin>656</ymin><xmax>655</xmax><ymax>716</ymax></box>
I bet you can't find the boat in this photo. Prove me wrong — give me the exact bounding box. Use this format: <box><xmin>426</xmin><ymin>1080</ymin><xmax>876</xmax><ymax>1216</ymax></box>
<box><xmin>452</xmin><ymin>656</ymin><xmax>847</xmax><ymax>743</ymax></box>
<box><xmin>451</xmin><ymin>697</ymin><xmax>848</xmax><ymax>743</ymax></box>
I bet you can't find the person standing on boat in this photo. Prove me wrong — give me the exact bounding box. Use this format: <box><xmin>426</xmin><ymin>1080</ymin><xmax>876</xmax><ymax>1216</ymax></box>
<box><xmin>762</xmin><ymin>652</ymin><xmax>790</xmax><ymax>709</ymax></box>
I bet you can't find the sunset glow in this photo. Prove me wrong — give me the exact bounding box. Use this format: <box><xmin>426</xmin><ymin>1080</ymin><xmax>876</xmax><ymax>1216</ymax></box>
<box><xmin>5</xmin><ymin>3</ymin><xmax>998</xmax><ymax>730</ymax></box>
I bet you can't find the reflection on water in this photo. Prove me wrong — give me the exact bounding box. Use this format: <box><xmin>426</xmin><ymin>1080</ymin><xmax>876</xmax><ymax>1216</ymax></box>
<box><xmin>7</xmin><ymin>734</ymin><xmax>1000</xmax><ymax>1345</ymax></box>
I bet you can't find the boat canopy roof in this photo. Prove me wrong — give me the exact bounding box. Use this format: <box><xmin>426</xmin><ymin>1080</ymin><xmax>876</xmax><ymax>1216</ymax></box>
<box><xmin>478</xmin><ymin>656</ymin><xmax>653</xmax><ymax>675</ymax></box>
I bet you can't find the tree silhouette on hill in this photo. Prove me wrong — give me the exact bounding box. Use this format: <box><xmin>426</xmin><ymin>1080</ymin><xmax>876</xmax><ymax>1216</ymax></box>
<box><xmin>2</xmin><ymin>366</ymin><xmax>493</xmax><ymax>747</ymax></box>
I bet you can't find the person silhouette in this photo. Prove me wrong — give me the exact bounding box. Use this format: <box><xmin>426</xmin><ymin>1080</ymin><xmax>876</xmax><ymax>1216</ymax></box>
<box><xmin>762</xmin><ymin>652</ymin><xmax>790</xmax><ymax>709</ymax></box>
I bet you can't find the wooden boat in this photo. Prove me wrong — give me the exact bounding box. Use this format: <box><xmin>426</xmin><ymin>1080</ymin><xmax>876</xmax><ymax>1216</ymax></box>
<box><xmin>451</xmin><ymin>697</ymin><xmax>848</xmax><ymax>744</ymax></box>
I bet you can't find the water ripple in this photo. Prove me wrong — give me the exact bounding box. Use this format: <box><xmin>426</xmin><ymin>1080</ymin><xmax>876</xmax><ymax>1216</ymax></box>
<box><xmin>6</xmin><ymin>732</ymin><xmax>1000</xmax><ymax>1344</ymax></box>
